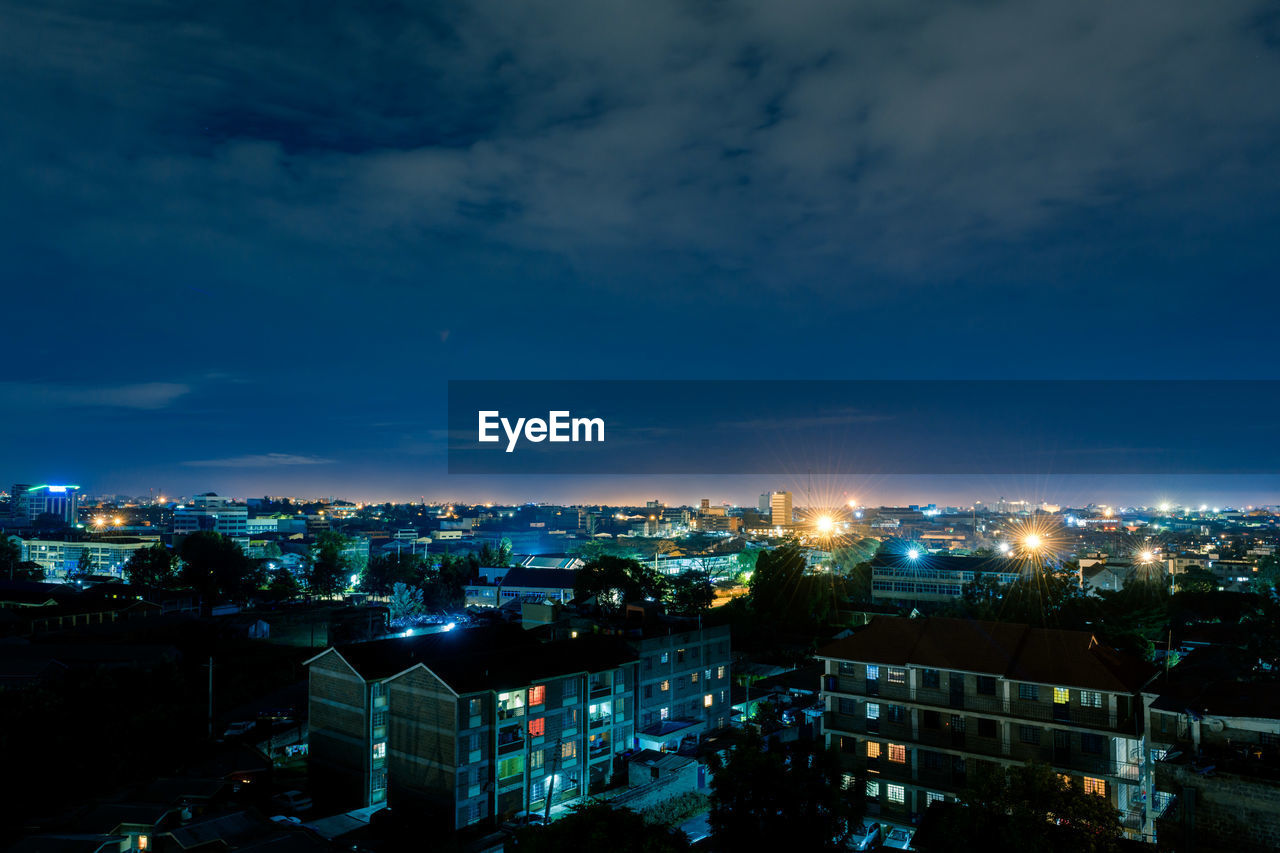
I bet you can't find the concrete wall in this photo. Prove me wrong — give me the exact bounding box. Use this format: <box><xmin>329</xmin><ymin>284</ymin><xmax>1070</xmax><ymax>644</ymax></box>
<box><xmin>1157</xmin><ymin>761</ymin><xmax>1280</xmax><ymax>853</ymax></box>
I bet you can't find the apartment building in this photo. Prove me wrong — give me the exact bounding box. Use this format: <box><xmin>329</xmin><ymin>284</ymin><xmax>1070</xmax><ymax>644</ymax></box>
<box><xmin>632</xmin><ymin>620</ymin><xmax>732</xmax><ymax>751</ymax></box>
<box><xmin>818</xmin><ymin>616</ymin><xmax>1157</xmax><ymax>838</ymax></box>
<box><xmin>305</xmin><ymin>625</ymin><xmax>638</xmax><ymax>828</ymax></box>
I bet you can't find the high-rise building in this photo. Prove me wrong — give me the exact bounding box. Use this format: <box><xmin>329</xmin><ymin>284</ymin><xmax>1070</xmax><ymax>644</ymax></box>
<box><xmin>758</xmin><ymin>493</ymin><xmax>771</xmax><ymax>514</ymax></box>
<box><xmin>770</xmin><ymin>490</ymin><xmax>793</xmax><ymax>526</ymax></box>
<box><xmin>13</xmin><ymin>484</ymin><xmax>81</xmax><ymax>525</ymax></box>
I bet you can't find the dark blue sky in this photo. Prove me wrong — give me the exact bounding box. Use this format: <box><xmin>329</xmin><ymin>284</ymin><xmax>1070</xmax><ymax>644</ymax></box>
<box><xmin>3</xmin><ymin>1</ymin><xmax>1280</xmax><ymax>505</ymax></box>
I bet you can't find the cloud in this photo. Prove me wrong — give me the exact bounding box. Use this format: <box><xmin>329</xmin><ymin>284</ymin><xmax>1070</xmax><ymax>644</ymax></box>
<box><xmin>3</xmin><ymin>0</ymin><xmax>1277</xmax><ymax>287</ymax></box>
<box><xmin>183</xmin><ymin>453</ymin><xmax>336</xmax><ymax>468</ymax></box>
<box><xmin>0</xmin><ymin>381</ymin><xmax>191</xmax><ymax>410</ymax></box>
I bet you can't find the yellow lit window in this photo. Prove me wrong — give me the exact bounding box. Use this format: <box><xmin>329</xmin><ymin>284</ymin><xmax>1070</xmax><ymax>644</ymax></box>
<box><xmin>704</xmin><ymin>694</ymin><xmax>713</xmax><ymax>708</ymax></box>
<box><xmin>561</xmin><ymin>741</ymin><xmax>577</xmax><ymax>759</ymax></box>
<box><xmin>1083</xmin><ymin>776</ymin><xmax>1106</xmax><ymax>797</ymax></box>
<box><xmin>1053</xmin><ymin>687</ymin><xmax>1070</xmax><ymax>704</ymax></box>
<box><xmin>867</xmin><ymin>741</ymin><xmax>882</xmax><ymax>758</ymax></box>
<box><xmin>888</xmin><ymin>743</ymin><xmax>906</xmax><ymax>763</ymax></box>
<box><xmin>660</xmin><ymin>680</ymin><xmax>670</xmax><ymax>692</ymax></box>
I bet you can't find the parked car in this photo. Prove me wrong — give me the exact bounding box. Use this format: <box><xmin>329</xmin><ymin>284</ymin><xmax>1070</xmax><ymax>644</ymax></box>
<box><xmin>883</xmin><ymin>827</ymin><xmax>915</xmax><ymax>850</ymax></box>
<box><xmin>501</xmin><ymin>812</ymin><xmax>546</xmax><ymax>832</ymax></box>
<box><xmin>271</xmin><ymin>791</ymin><xmax>313</xmax><ymax>813</ymax></box>
<box><xmin>846</xmin><ymin>820</ymin><xmax>882</xmax><ymax>850</ymax></box>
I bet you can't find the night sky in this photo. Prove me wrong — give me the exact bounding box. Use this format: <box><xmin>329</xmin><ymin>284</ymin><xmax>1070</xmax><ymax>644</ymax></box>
<box><xmin>4</xmin><ymin>1</ymin><xmax>1280</xmax><ymax>506</ymax></box>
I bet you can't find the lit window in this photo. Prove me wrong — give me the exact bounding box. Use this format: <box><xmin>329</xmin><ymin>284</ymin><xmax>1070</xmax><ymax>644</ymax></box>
<box><xmin>561</xmin><ymin>741</ymin><xmax>577</xmax><ymax>759</ymax></box>
<box><xmin>866</xmin><ymin>702</ymin><xmax>880</xmax><ymax>719</ymax></box>
<box><xmin>866</xmin><ymin>780</ymin><xmax>880</xmax><ymax>798</ymax></box>
<box><xmin>498</xmin><ymin>756</ymin><xmax>524</xmax><ymax>778</ymax></box>
<box><xmin>1053</xmin><ymin>687</ymin><xmax>1070</xmax><ymax>704</ymax></box>
<box><xmin>530</xmin><ymin>749</ymin><xmax>544</xmax><ymax>769</ymax></box>
<box><xmin>888</xmin><ymin>744</ymin><xmax>906</xmax><ymax>763</ymax></box>
<box><xmin>926</xmin><ymin>792</ymin><xmax>944</xmax><ymax>807</ymax></box>
<box><xmin>887</xmin><ymin>668</ymin><xmax>906</xmax><ymax>684</ymax></box>
<box><xmin>529</xmin><ymin>685</ymin><xmax>546</xmax><ymax>706</ymax></box>
<box><xmin>373</xmin><ymin>742</ymin><xmax>386</xmax><ymax>760</ymax></box>
<box><xmin>887</xmin><ymin>783</ymin><xmax>905</xmax><ymax>804</ymax></box>
<box><xmin>138</xmin><ymin>837</ymin><xmax>149</xmax><ymax>851</ymax></box>
<box><xmin>660</xmin><ymin>707</ymin><xmax>669</xmax><ymax>720</ymax></box>
<box><xmin>704</xmin><ymin>694</ymin><xmax>713</xmax><ymax>708</ymax></box>
<box><xmin>867</xmin><ymin>741</ymin><xmax>882</xmax><ymax>759</ymax></box>
<box><xmin>661</xmin><ymin>652</ymin><xmax>669</xmax><ymax>664</ymax></box>
<box><xmin>660</xmin><ymin>680</ymin><xmax>670</xmax><ymax>692</ymax></box>
<box><xmin>691</xmin><ymin>672</ymin><xmax>699</xmax><ymax>683</ymax></box>
<box><xmin>1083</xmin><ymin>776</ymin><xmax>1106</xmax><ymax>797</ymax></box>
<box><xmin>841</xmin><ymin>773</ymin><xmax>855</xmax><ymax>790</ymax></box>
<box><xmin>1080</xmin><ymin>691</ymin><xmax>1102</xmax><ymax>708</ymax></box>
<box><xmin>866</xmin><ymin>665</ymin><xmax>880</xmax><ymax>681</ymax></box>
<box><xmin>717</xmin><ymin>666</ymin><xmax>726</xmax><ymax>678</ymax></box>
<box><xmin>529</xmin><ymin>717</ymin><xmax>545</xmax><ymax>737</ymax></box>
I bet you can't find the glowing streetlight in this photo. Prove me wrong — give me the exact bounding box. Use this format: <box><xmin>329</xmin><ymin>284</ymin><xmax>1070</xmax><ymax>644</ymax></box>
<box><xmin>997</xmin><ymin>542</ymin><xmax>1011</xmax><ymax>555</ymax></box>
<box><xmin>1139</xmin><ymin>550</ymin><xmax>1156</xmax><ymax>563</ymax></box>
<box><xmin>814</xmin><ymin>515</ymin><xmax>835</xmax><ymax>535</ymax></box>
<box><xmin>1023</xmin><ymin>534</ymin><xmax>1043</xmax><ymax>551</ymax></box>
<box><xmin>907</xmin><ymin>548</ymin><xmax>921</xmax><ymax>561</ymax></box>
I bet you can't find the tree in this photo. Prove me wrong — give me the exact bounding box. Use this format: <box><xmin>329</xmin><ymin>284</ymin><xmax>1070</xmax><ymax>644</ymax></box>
<box><xmin>574</xmin><ymin>556</ymin><xmax>670</xmax><ymax>612</ymax></box>
<box><xmin>362</xmin><ymin>552</ymin><xmax>426</xmax><ymax>596</ymax></box>
<box><xmin>667</xmin><ymin>570</ymin><xmax>715</xmax><ymax>616</ymax></box>
<box><xmin>69</xmin><ymin>549</ymin><xmax>94</xmax><ymax>581</ymax></box>
<box><xmin>915</xmin><ymin>761</ymin><xmax>1123</xmax><ymax>853</ymax></box>
<box><xmin>308</xmin><ymin>531</ymin><xmax>352</xmax><ymax>596</ymax></box>
<box><xmin>264</xmin><ymin>567</ymin><xmax>301</xmax><ymax>602</ymax></box>
<box><xmin>0</xmin><ymin>536</ymin><xmax>20</xmax><ymax>580</ymax></box>
<box><xmin>709</xmin><ymin>730</ymin><xmax>859</xmax><ymax>852</ymax></box>
<box><xmin>123</xmin><ymin>544</ymin><xmax>176</xmax><ymax>588</ymax></box>
<box><xmin>511</xmin><ymin>801</ymin><xmax>690</xmax><ymax>852</ymax></box>
<box><xmin>748</xmin><ymin>541</ymin><xmax>843</xmax><ymax>631</ymax></box>
<box><xmin>388</xmin><ymin>582</ymin><xmax>425</xmax><ymax>622</ymax></box>
<box><xmin>179</xmin><ymin>531</ymin><xmax>261</xmax><ymax>602</ymax></box>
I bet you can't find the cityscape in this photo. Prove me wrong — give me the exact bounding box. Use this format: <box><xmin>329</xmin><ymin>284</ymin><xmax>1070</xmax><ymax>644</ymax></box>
<box><xmin>3</xmin><ymin>484</ymin><xmax>1280</xmax><ymax>851</ymax></box>
<box><xmin>6</xmin><ymin>0</ymin><xmax>1280</xmax><ymax>852</ymax></box>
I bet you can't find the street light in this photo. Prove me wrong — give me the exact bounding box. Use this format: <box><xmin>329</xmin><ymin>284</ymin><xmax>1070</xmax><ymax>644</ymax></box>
<box><xmin>907</xmin><ymin>548</ymin><xmax>920</xmax><ymax>561</ymax></box>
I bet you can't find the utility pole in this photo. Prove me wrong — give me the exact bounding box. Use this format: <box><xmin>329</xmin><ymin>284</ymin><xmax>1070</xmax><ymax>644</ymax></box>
<box><xmin>542</xmin><ymin>735</ymin><xmax>564</xmax><ymax>824</ymax></box>
<box><xmin>206</xmin><ymin>656</ymin><xmax>215</xmax><ymax>739</ymax></box>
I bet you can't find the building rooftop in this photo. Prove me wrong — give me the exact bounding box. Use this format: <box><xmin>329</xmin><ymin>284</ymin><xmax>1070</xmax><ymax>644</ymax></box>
<box><xmin>497</xmin><ymin>566</ymin><xmax>579</xmax><ymax>588</ymax></box>
<box><xmin>315</xmin><ymin>623</ymin><xmax>638</xmax><ymax>692</ymax></box>
<box><xmin>817</xmin><ymin>616</ymin><xmax>1156</xmax><ymax>693</ymax></box>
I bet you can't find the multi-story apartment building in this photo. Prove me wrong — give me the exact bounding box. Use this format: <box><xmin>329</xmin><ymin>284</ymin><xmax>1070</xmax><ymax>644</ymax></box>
<box><xmin>305</xmin><ymin>625</ymin><xmax>638</xmax><ymax>827</ymax></box>
<box><xmin>818</xmin><ymin>616</ymin><xmax>1157</xmax><ymax>839</ymax></box>
<box><xmin>633</xmin><ymin>620</ymin><xmax>733</xmax><ymax>751</ymax></box>
<box><xmin>769</xmin><ymin>491</ymin><xmax>793</xmax><ymax>526</ymax></box>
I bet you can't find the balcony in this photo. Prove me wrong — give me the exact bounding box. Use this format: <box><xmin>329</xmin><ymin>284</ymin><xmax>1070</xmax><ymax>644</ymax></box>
<box><xmin>824</xmin><ymin>712</ymin><xmax>866</xmax><ymax>735</ymax></box>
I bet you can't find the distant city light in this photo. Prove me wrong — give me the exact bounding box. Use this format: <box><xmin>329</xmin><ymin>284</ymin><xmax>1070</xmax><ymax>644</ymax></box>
<box><xmin>1140</xmin><ymin>550</ymin><xmax>1155</xmax><ymax>563</ymax></box>
<box><xmin>997</xmin><ymin>542</ymin><xmax>1011</xmax><ymax>555</ymax></box>
<box><xmin>1024</xmin><ymin>534</ymin><xmax>1043</xmax><ymax>550</ymax></box>
<box><xmin>814</xmin><ymin>515</ymin><xmax>835</xmax><ymax>534</ymax></box>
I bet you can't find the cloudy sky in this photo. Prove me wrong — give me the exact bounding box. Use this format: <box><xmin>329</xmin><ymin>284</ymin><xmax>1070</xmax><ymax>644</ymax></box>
<box><xmin>3</xmin><ymin>0</ymin><xmax>1279</xmax><ymax>505</ymax></box>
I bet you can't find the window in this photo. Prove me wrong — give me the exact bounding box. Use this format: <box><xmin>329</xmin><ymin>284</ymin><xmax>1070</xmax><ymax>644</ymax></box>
<box><xmin>528</xmin><ymin>685</ymin><xmax>546</xmax><ymax>706</ymax></box>
<box><xmin>866</xmin><ymin>780</ymin><xmax>881</xmax><ymax>798</ymax></box>
<box><xmin>1018</xmin><ymin>684</ymin><xmax>1039</xmax><ymax>701</ymax></box>
<box><xmin>887</xmin><ymin>784</ymin><xmax>905</xmax><ymax>804</ymax></box>
<box><xmin>497</xmin><ymin>756</ymin><xmax>524</xmax><ymax>779</ymax></box>
<box><xmin>372</xmin><ymin>710</ymin><xmax>386</xmax><ymax>728</ymax></box>
<box><xmin>704</xmin><ymin>694</ymin><xmax>713</xmax><ymax>708</ymax></box>
<box><xmin>888</xmin><ymin>744</ymin><xmax>906</xmax><ymax>763</ymax></box>
<box><xmin>660</xmin><ymin>707</ymin><xmax>669</xmax><ymax>720</ymax></box>
<box><xmin>1053</xmin><ymin>687</ymin><xmax>1070</xmax><ymax>704</ymax></box>
<box><xmin>926</xmin><ymin>791</ymin><xmax>944</xmax><ymax>807</ymax></box>
<box><xmin>866</xmin><ymin>665</ymin><xmax>880</xmax><ymax>681</ymax></box>
<box><xmin>976</xmin><ymin>676</ymin><xmax>996</xmax><ymax>695</ymax></box>
<box><xmin>705</xmin><ymin>669</ymin><xmax>712</xmax><ymax>681</ymax></box>
<box><xmin>561</xmin><ymin>741</ymin><xmax>577</xmax><ymax>759</ymax></box>
<box><xmin>922</xmin><ymin>710</ymin><xmax>940</xmax><ymax>729</ymax></box>
<box><xmin>677</xmin><ymin>648</ymin><xmax>686</xmax><ymax>663</ymax></box>
<box><xmin>887</xmin><ymin>668</ymin><xmax>906</xmax><ymax>685</ymax></box>
<box><xmin>372</xmin><ymin>742</ymin><xmax>386</xmax><ymax>760</ymax></box>
<box><xmin>717</xmin><ymin>666</ymin><xmax>726</xmax><ymax>679</ymax></box>
<box><xmin>922</xmin><ymin>669</ymin><xmax>941</xmax><ymax>689</ymax></box>
<box><xmin>977</xmin><ymin>718</ymin><xmax>997</xmax><ymax>738</ymax></box>
<box><xmin>498</xmin><ymin>691</ymin><xmax>526</xmax><ymax>717</ymax></box>
<box><xmin>888</xmin><ymin>705</ymin><xmax>905</xmax><ymax>723</ymax></box>
<box><xmin>920</xmin><ymin>750</ymin><xmax>943</xmax><ymax>770</ymax></box>
<box><xmin>1080</xmin><ymin>690</ymin><xmax>1102</xmax><ymax>708</ymax></box>
<box><xmin>867</xmin><ymin>741</ymin><xmax>882</xmax><ymax>759</ymax></box>
<box><xmin>530</xmin><ymin>749</ymin><xmax>544</xmax><ymax>770</ymax></box>
<box><xmin>691</xmin><ymin>672</ymin><xmax>699</xmax><ymax>684</ymax></box>
<box><xmin>529</xmin><ymin>717</ymin><xmax>545</xmax><ymax>737</ymax></box>
<box><xmin>1081</xmin><ymin>733</ymin><xmax>1107</xmax><ymax>755</ymax></box>
<box><xmin>644</xmin><ymin>684</ymin><xmax>653</xmax><ymax>699</ymax></box>
<box><xmin>866</xmin><ymin>702</ymin><xmax>880</xmax><ymax>720</ymax></box>
<box><xmin>661</xmin><ymin>652</ymin><xmax>669</xmax><ymax>664</ymax></box>
<box><xmin>1082</xmin><ymin>776</ymin><xmax>1106</xmax><ymax>797</ymax></box>
<box><xmin>1019</xmin><ymin>726</ymin><xmax>1041</xmax><ymax>744</ymax></box>
<box><xmin>660</xmin><ymin>680</ymin><xmax>670</xmax><ymax>692</ymax></box>
<box><xmin>563</xmin><ymin>679</ymin><xmax>578</xmax><ymax>700</ymax></box>
<box><xmin>841</xmin><ymin>773</ymin><xmax>855</xmax><ymax>790</ymax></box>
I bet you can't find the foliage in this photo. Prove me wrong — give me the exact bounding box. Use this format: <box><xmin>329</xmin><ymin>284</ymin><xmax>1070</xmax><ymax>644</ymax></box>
<box><xmin>178</xmin><ymin>531</ymin><xmax>262</xmax><ymax>602</ymax></box>
<box><xmin>309</xmin><ymin>531</ymin><xmax>352</xmax><ymax>596</ymax></box>
<box><xmin>264</xmin><ymin>566</ymin><xmax>301</xmax><ymax>601</ymax></box>
<box><xmin>123</xmin><ymin>543</ymin><xmax>177</xmax><ymax>588</ymax></box>
<box><xmin>639</xmin><ymin>792</ymin><xmax>709</xmax><ymax>827</ymax></box>
<box><xmin>1175</xmin><ymin>566</ymin><xmax>1218</xmax><ymax>594</ymax></box>
<box><xmin>389</xmin><ymin>581</ymin><xmax>426</xmax><ymax>622</ymax></box>
<box><xmin>574</xmin><ymin>555</ymin><xmax>670</xmax><ymax>611</ymax></box>
<box><xmin>362</xmin><ymin>552</ymin><xmax>426</xmax><ymax>595</ymax></box>
<box><xmin>667</xmin><ymin>570</ymin><xmax>715</xmax><ymax>616</ymax></box>
<box><xmin>709</xmin><ymin>730</ymin><xmax>859</xmax><ymax>852</ymax></box>
<box><xmin>915</xmin><ymin>761</ymin><xmax>1123</xmax><ymax>853</ymax></box>
<box><xmin>70</xmin><ymin>548</ymin><xmax>94</xmax><ymax>580</ymax></box>
<box><xmin>509</xmin><ymin>800</ymin><xmax>690</xmax><ymax>852</ymax></box>
<box><xmin>748</xmin><ymin>541</ymin><xmax>845</xmax><ymax>631</ymax></box>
